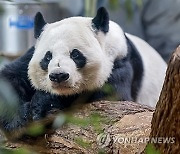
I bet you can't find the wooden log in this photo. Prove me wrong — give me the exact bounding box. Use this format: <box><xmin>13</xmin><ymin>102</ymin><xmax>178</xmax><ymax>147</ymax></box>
<box><xmin>2</xmin><ymin>101</ymin><xmax>153</xmax><ymax>154</ymax></box>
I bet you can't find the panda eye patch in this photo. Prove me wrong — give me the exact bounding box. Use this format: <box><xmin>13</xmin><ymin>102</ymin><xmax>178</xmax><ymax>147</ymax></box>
<box><xmin>70</xmin><ymin>49</ymin><xmax>86</xmax><ymax>68</ymax></box>
<box><xmin>40</xmin><ymin>51</ymin><xmax>52</xmax><ymax>71</ymax></box>
<box><xmin>45</xmin><ymin>53</ymin><xmax>52</xmax><ymax>61</ymax></box>
<box><xmin>71</xmin><ymin>49</ymin><xmax>80</xmax><ymax>59</ymax></box>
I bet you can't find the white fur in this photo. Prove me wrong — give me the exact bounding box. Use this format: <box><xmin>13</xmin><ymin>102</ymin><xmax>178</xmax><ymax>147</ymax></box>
<box><xmin>28</xmin><ymin>16</ymin><xmax>166</xmax><ymax>107</ymax></box>
<box><xmin>126</xmin><ymin>33</ymin><xmax>167</xmax><ymax>107</ymax></box>
<box><xmin>28</xmin><ymin>17</ymin><xmax>127</xmax><ymax>95</ymax></box>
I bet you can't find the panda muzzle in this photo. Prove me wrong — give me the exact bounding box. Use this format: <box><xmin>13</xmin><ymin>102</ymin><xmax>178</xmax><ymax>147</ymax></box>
<box><xmin>49</xmin><ymin>72</ymin><xmax>69</xmax><ymax>83</ymax></box>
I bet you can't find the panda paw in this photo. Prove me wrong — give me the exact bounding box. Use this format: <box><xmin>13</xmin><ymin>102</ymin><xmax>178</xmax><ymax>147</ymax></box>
<box><xmin>31</xmin><ymin>90</ymin><xmax>62</xmax><ymax>121</ymax></box>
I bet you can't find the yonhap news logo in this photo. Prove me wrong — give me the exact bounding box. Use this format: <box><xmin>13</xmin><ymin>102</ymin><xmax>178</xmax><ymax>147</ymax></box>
<box><xmin>97</xmin><ymin>133</ymin><xmax>175</xmax><ymax>147</ymax></box>
<box><xmin>96</xmin><ymin>133</ymin><xmax>111</xmax><ymax>148</ymax></box>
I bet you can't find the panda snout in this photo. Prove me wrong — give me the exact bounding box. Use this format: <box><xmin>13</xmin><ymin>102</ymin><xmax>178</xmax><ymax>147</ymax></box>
<box><xmin>49</xmin><ymin>72</ymin><xmax>69</xmax><ymax>83</ymax></box>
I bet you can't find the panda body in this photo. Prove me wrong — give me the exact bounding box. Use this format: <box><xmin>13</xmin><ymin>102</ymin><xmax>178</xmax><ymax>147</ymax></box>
<box><xmin>0</xmin><ymin>7</ymin><xmax>166</xmax><ymax>132</ymax></box>
<box><xmin>28</xmin><ymin>8</ymin><xmax>166</xmax><ymax>107</ymax></box>
<box><xmin>126</xmin><ymin>34</ymin><xmax>167</xmax><ymax>106</ymax></box>
<box><xmin>0</xmin><ymin>47</ymin><xmax>35</xmax><ymax>132</ymax></box>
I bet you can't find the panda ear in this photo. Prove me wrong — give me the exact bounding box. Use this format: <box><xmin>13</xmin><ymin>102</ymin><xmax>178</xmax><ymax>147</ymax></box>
<box><xmin>34</xmin><ymin>12</ymin><xmax>47</xmax><ymax>39</ymax></box>
<box><xmin>92</xmin><ymin>7</ymin><xmax>109</xmax><ymax>33</ymax></box>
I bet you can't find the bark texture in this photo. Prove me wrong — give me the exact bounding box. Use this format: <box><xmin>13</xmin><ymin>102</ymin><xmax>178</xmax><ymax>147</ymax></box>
<box><xmin>149</xmin><ymin>45</ymin><xmax>180</xmax><ymax>153</ymax></box>
<box><xmin>1</xmin><ymin>101</ymin><xmax>153</xmax><ymax>154</ymax></box>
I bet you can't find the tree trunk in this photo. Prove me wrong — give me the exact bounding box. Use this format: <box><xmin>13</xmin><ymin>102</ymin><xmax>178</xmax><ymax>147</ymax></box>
<box><xmin>148</xmin><ymin>45</ymin><xmax>180</xmax><ymax>153</ymax></box>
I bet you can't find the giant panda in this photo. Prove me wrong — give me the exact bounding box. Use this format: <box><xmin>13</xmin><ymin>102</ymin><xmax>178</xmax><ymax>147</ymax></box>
<box><xmin>0</xmin><ymin>7</ymin><xmax>166</xmax><ymax>133</ymax></box>
<box><xmin>28</xmin><ymin>7</ymin><xmax>167</xmax><ymax>107</ymax></box>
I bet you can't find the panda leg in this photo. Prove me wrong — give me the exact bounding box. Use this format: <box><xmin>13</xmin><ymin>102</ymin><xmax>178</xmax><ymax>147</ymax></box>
<box><xmin>0</xmin><ymin>101</ymin><xmax>32</xmax><ymax>132</ymax></box>
<box><xmin>108</xmin><ymin>58</ymin><xmax>133</xmax><ymax>101</ymax></box>
<box><xmin>31</xmin><ymin>91</ymin><xmax>57</xmax><ymax>121</ymax></box>
<box><xmin>31</xmin><ymin>91</ymin><xmax>75</xmax><ymax>121</ymax></box>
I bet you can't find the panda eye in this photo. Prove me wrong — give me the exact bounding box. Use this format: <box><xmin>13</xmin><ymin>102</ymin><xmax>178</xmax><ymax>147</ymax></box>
<box><xmin>44</xmin><ymin>51</ymin><xmax>52</xmax><ymax>61</ymax></box>
<box><xmin>70</xmin><ymin>49</ymin><xmax>80</xmax><ymax>59</ymax></box>
<box><xmin>70</xmin><ymin>49</ymin><xmax>86</xmax><ymax>68</ymax></box>
<box><xmin>40</xmin><ymin>51</ymin><xmax>52</xmax><ymax>71</ymax></box>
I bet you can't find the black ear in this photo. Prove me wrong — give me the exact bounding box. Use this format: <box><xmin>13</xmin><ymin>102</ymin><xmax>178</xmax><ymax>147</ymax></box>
<box><xmin>92</xmin><ymin>7</ymin><xmax>109</xmax><ymax>33</ymax></box>
<box><xmin>34</xmin><ymin>12</ymin><xmax>46</xmax><ymax>39</ymax></box>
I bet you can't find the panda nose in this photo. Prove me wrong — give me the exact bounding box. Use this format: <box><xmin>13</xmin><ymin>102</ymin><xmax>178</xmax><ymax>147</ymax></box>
<box><xmin>49</xmin><ymin>73</ymin><xmax>69</xmax><ymax>83</ymax></box>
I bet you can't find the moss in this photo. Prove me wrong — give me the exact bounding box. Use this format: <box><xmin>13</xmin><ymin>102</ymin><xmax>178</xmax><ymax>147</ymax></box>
<box><xmin>74</xmin><ymin>137</ymin><xmax>92</xmax><ymax>148</ymax></box>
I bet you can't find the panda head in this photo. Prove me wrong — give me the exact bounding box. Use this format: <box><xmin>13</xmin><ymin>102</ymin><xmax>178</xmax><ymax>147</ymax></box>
<box><xmin>28</xmin><ymin>7</ymin><xmax>117</xmax><ymax>95</ymax></box>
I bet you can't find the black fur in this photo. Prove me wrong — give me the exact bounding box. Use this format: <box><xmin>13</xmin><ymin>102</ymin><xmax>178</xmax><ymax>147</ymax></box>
<box><xmin>34</xmin><ymin>12</ymin><xmax>46</xmax><ymax>39</ymax></box>
<box><xmin>40</xmin><ymin>51</ymin><xmax>52</xmax><ymax>71</ymax></box>
<box><xmin>92</xmin><ymin>7</ymin><xmax>109</xmax><ymax>33</ymax></box>
<box><xmin>107</xmin><ymin>57</ymin><xmax>134</xmax><ymax>101</ymax></box>
<box><xmin>125</xmin><ymin>35</ymin><xmax>144</xmax><ymax>100</ymax></box>
<box><xmin>0</xmin><ymin>46</ymin><xmax>35</xmax><ymax>102</ymax></box>
<box><xmin>32</xmin><ymin>91</ymin><xmax>78</xmax><ymax>120</ymax></box>
<box><xmin>70</xmin><ymin>49</ymin><xmax>87</xmax><ymax>68</ymax></box>
<box><xmin>0</xmin><ymin>47</ymin><xmax>35</xmax><ymax>132</ymax></box>
<box><xmin>105</xmin><ymin>35</ymin><xmax>144</xmax><ymax>101</ymax></box>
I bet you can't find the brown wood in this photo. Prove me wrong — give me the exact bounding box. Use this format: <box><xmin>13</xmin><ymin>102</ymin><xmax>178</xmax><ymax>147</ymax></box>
<box><xmin>1</xmin><ymin>101</ymin><xmax>153</xmax><ymax>154</ymax></box>
<box><xmin>148</xmin><ymin>45</ymin><xmax>180</xmax><ymax>153</ymax></box>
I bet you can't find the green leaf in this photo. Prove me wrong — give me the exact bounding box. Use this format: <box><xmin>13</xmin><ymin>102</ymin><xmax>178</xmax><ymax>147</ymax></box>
<box><xmin>26</xmin><ymin>123</ymin><xmax>45</xmax><ymax>137</ymax></box>
<box><xmin>145</xmin><ymin>144</ymin><xmax>160</xmax><ymax>154</ymax></box>
<box><xmin>101</xmin><ymin>83</ymin><xmax>118</xmax><ymax>101</ymax></box>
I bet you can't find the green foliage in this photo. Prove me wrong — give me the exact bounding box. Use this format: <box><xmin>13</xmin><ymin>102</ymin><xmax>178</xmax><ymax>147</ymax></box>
<box><xmin>101</xmin><ymin>84</ymin><xmax>114</xmax><ymax>95</ymax></box>
<box><xmin>65</xmin><ymin>112</ymin><xmax>106</xmax><ymax>134</ymax></box>
<box><xmin>66</xmin><ymin>112</ymin><xmax>108</xmax><ymax>148</ymax></box>
<box><xmin>74</xmin><ymin>137</ymin><xmax>91</xmax><ymax>148</ymax></box>
<box><xmin>101</xmin><ymin>83</ymin><xmax>118</xmax><ymax>101</ymax></box>
<box><xmin>66</xmin><ymin>114</ymin><xmax>89</xmax><ymax>127</ymax></box>
<box><xmin>89</xmin><ymin>112</ymin><xmax>105</xmax><ymax>134</ymax></box>
<box><xmin>0</xmin><ymin>147</ymin><xmax>36</xmax><ymax>154</ymax></box>
<box><xmin>145</xmin><ymin>144</ymin><xmax>160</xmax><ymax>154</ymax></box>
<box><xmin>26</xmin><ymin>123</ymin><xmax>45</xmax><ymax>137</ymax></box>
